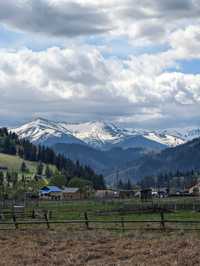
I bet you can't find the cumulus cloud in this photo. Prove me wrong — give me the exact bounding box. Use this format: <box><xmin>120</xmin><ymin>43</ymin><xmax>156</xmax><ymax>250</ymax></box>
<box><xmin>0</xmin><ymin>0</ymin><xmax>111</xmax><ymax>37</ymax></box>
<box><xmin>169</xmin><ymin>25</ymin><xmax>200</xmax><ymax>59</ymax></box>
<box><xmin>0</xmin><ymin>0</ymin><xmax>200</xmax><ymax>128</ymax></box>
<box><xmin>0</xmin><ymin>45</ymin><xmax>200</xmax><ymax>127</ymax></box>
<box><xmin>0</xmin><ymin>0</ymin><xmax>199</xmax><ymax>44</ymax></box>
<box><xmin>112</xmin><ymin>0</ymin><xmax>200</xmax><ymax>44</ymax></box>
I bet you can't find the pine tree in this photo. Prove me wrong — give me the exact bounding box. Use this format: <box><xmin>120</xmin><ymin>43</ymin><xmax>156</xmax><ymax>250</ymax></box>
<box><xmin>45</xmin><ymin>165</ymin><xmax>52</xmax><ymax>179</ymax></box>
<box><xmin>6</xmin><ymin>172</ymin><xmax>12</xmax><ymax>187</ymax></box>
<box><xmin>12</xmin><ymin>172</ymin><xmax>18</xmax><ymax>187</ymax></box>
<box><xmin>20</xmin><ymin>161</ymin><xmax>27</xmax><ymax>173</ymax></box>
<box><xmin>0</xmin><ymin>171</ymin><xmax>4</xmax><ymax>198</ymax></box>
<box><xmin>0</xmin><ymin>127</ymin><xmax>106</xmax><ymax>190</ymax></box>
<box><xmin>37</xmin><ymin>162</ymin><xmax>44</xmax><ymax>175</ymax></box>
<box><xmin>117</xmin><ymin>179</ymin><xmax>124</xmax><ymax>189</ymax></box>
<box><xmin>0</xmin><ymin>171</ymin><xmax>4</xmax><ymax>186</ymax></box>
<box><xmin>22</xmin><ymin>174</ymin><xmax>26</xmax><ymax>190</ymax></box>
<box><xmin>126</xmin><ymin>179</ymin><xmax>132</xmax><ymax>190</ymax></box>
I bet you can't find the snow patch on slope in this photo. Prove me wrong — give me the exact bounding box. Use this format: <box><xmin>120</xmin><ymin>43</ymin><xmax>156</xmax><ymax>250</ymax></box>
<box><xmin>12</xmin><ymin>118</ymin><xmax>83</xmax><ymax>145</ymax></box>
<box><xmin>144</xmin><ymin>132</ymin><xmax>185</xmax><ymax>147</ymax></box>
<box><xmin>11</xmin><ymin>118</ymin><xmax>192</xmax><ymax>150</ymax></box>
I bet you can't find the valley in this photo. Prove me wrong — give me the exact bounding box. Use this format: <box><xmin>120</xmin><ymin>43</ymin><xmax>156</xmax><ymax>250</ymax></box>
<box><xmin>11</xmin><ymin>118</ymin><xmax>200</xmax><ymax>184</ymax></box>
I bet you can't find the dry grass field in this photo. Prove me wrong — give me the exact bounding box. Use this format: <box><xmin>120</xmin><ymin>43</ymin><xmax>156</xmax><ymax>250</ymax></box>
<box><xmin>0</xmin><ymin>229</ymin><xmax>200</xmax><ymax>266</ymax></box>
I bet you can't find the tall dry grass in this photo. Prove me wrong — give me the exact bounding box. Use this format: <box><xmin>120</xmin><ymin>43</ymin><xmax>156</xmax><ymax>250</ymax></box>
<box><xmin>0</xmin><ymin>229</ymin><xmax>200</xmax><ymax>265</ymax></box>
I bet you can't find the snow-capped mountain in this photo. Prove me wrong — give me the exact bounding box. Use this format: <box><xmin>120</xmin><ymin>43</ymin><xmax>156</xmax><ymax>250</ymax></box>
<box><xmin>11</xmin><ymin>117</ymin><xmax>188</xmax><ymax>150</ymax></box>
<box><xmin>12</xmin><ymin>118</ymin><xmax>134</xmax><ymax>149</ymax></box>
<box><xmin>143</xmin><ymin>132</ymin><xmax>185</xmax><ymax>147</ymax></box>
<box><xmin>161</xmin><ymin>127</ymin><xmax>200</xmax><ymax>142</ymax></box>
<box><xmin>59</xmin><ymin>120</ymin><xmax>134</xmax><ymax>149</ymax></box>
<box><xmin>12</xmin><ymin>118</ymin><xmax>84</xmax><ymax>146</ymax></box>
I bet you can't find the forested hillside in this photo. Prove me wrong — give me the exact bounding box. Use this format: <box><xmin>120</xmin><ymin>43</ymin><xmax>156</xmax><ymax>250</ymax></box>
<box><xmin>110</xmin><ymin>137</ymin><xmax>200</xmax><ymax>184</ymax></box>
<box><xmin>0</xmin><ymin>128</ymin><xmax>105</xmax><ymax>189</ymax></box>
<box><xmin>53</xmin><ymin>143</ymin><xmax>146</xmax><ymax>174</ymax></box>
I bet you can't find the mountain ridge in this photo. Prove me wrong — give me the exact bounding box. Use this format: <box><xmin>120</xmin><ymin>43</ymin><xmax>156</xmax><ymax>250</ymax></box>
<box><xmin>11</xmin><ymin>117</ymin><xmax>192</xmax><ymax>150</ymax></box>
<box><xmin>106</xmin><ymin>137</ymin><xmax>200</xmax><ymax>184</ymax></box>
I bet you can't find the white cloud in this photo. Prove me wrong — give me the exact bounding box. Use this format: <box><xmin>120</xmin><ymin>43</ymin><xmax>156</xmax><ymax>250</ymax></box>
<box><xmin>0</xmin><ymin>0</ymin><xmax>111</xmax><ymax>37</ymax></box>
<box><xmin>0</xmin><ymin>0</ymin><xmax>200</xmax><ymax>128</ymax></box>
<box><xmin>0</xmin><ymin>0</ymin><xmax>200</xmax><ymax>45</ymax></box>
<box><xmin>169</xmin><ymin>25</ymin><xmax>200</xmax><ymax>59</ymax></box>
<box><xmin>0</xmin><ymin>45</ymin><xmax>200</xmax><ymax>127</ymax></box>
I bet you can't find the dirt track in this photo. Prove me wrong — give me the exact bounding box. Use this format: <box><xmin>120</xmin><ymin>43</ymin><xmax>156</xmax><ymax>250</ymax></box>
<box><xmin>0</xmin><ymin>230</ymin><xmax>200</xmax><ymax>265</ymax></box>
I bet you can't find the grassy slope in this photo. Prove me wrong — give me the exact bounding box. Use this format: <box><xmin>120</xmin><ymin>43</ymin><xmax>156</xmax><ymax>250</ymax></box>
<box><xmin>0</xmin><ymin>153</ymin><xmax>56</xmax><ymax>174</ymax></box>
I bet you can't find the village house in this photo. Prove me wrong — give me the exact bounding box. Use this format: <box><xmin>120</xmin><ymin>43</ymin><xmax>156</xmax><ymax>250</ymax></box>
<box><xmin>118</xmin><ymin>189</ymin><xmax>135</xmax><ymax>199</ymax></box>
<box><xmin>0</xmin><ymin>165</ymin><xmax>8</xmax><ymax>171</ymax></box>
<box><xmin>189</xmin><ymin>183</ymin><xmax>200</xmax><ymax>196</ymax></box>
<box><xmin>157</xmin><ymin>187</ymin><xmax>169</xmax><ymax>198</ymax></box>
<box><xmin>95</xmin><ymin>189</ymin><xmax>119</xmax><ymax>199</ymax></box>
<box><xmin>62</xmin><ymin>187</ymin><xmax>82</xmax><ymax>200</ymax></box>
<box><xmin>39</xmin><ymin>186</ymin><xmax>63</xmax><ymax>200</ymax></box>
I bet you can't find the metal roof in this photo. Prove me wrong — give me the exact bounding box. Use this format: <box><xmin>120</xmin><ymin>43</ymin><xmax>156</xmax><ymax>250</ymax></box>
<box><xmin>63</xmin><ymin>187</ymin><xmax>80</xmax><ymax>193</ymax></box>
<box><xmin>40</xmin><ymin>186</ymin><xmax>62</xmax><ymax>193</ymax></box>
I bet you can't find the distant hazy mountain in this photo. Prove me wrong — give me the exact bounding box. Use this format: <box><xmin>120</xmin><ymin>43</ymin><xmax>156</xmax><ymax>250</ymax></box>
<box><xmin>106</xmin><ymin>137</ymin><xmax>200</xmax><ymax>184</ymax></box>
<box><xmin>53</xmin><ymin>143</ymin><xmax>147</xmax><ymax>175</ymax></box>
<box><xmin>11</xmin><ymin>117</ymin><xmax>186</xmax><ymax>150</ymax></box>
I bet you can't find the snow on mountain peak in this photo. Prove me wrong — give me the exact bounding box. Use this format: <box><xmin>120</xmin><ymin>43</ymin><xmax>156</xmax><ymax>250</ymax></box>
<box><xmin>58</xmin><ymin>120</ymin><xmax>128</xmax><ymax>149</ymax></box>
<box><xmin>11</xmin><ymin>118</ymin><xmax>196</xmax><ymax>150</ymax></box>
<box><xmin>11</xmin><ymin>117</ymin><xmax>82</xmax><ymax>145</ymax></box>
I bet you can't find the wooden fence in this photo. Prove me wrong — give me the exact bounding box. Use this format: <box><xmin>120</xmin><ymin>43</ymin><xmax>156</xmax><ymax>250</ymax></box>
<box><xmin>1</xmin><ymin>198</ymin><xmax>200</xmax><ymax>211</ymax></box>
<box><xmin>1</xmin><ymin>211</ymin><xmax>200</xmax><ymax>231</ymax></box>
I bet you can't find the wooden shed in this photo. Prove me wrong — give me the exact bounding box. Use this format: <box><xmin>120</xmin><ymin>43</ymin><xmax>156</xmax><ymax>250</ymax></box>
<box><xmin>62</xmin><ymin>187</ymin><xmax>82</xmax><ymax>200</ymax></box>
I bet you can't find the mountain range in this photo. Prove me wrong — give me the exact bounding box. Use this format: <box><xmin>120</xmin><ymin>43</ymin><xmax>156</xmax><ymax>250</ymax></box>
<box><xmin>11</xmin><ymin>118</ymin><xmax>200</xmax><ymax>183</ymax></box>
<box><xmin>12</xmin><ymin>117</ymin><xmax>195</xmax><ymax>150</ymax></box>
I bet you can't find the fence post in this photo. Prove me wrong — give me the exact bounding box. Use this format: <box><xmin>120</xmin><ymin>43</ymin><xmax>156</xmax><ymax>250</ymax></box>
<box><xmin>84</xmin><ymin>212</ymin><xmax>89</xmax><ymax>230</ymax></box>
<box><xmin>174</xmin><ymin>203</ymin><xmax>177</xmax><ymax>211</ymax></box>
<box><xmin>32</xmin><ymin>209</ymin><xmax>35</xmax><ymax>219</ymax></box>
<box><xmin>121</xmin><ymin>216</ymin><xmax>125</xmax><ymax>232</ymax></box>
<box><xmin>160</xmin><ymin>211</ymin><xmax>165</xmax><ymax>230</ymax></box>
<box><xmin>13</xmin><ymin>214</ymin><xmax>18</xmax><ymax>229</ymax></box>
<box><xmin>44</xmin><ymin>211</ymin><xmax>50</xmax><ymax>229</ymax></box>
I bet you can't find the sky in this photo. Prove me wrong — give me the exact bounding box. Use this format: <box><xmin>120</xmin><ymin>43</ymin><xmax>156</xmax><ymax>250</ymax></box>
<box><xmin>0</xmin><ymin>0</ymin><xmax>200</xmax><ymax>129</ymax></box>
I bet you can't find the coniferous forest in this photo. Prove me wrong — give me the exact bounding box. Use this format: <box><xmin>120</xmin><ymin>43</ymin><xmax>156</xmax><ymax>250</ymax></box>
<box><xmin>0</xmin><ymin>128</ymin><xmax>105</xmax><ymax>190</ymax></box>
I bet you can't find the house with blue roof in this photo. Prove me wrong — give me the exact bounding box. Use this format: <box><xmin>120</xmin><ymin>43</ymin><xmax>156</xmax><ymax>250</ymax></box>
<box><xmin>39</xmin><ymin>186</ymin><xmax>63</xmax><ymax>200</ymax></box>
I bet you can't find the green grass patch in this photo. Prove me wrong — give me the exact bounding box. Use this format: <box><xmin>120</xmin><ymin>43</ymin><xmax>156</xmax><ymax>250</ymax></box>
<box><xmin>0</xmin><ymin>153</ymin><xmax>56</xmax><ymax>176</ymax></box>
<box><xmin>26</xmin><ymin>199</ymin><xmax>200</xmax><ymax>222</ymax></box>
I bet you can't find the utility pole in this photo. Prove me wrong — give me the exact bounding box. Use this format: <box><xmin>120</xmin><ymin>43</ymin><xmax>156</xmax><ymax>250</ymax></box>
<box><xmin>116</xmin><ymin>168</ymin><xmax>119</xmax><ymax>189</ymax></box>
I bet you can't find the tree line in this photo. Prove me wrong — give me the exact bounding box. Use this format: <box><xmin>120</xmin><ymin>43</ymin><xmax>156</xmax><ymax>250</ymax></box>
<box><xmin>139</xmin><ymin>170</ymin><xmax>200</xmax><ymax>191</ymax></box>
<box><xmin>0</xmin><ymin>128</ymin><xmax>105</xmax><ymax>190</ymax></box>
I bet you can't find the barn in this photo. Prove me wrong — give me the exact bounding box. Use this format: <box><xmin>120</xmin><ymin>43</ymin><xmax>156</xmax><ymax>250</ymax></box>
<box><xmin>62</xmin><ymin>187</ymin><xmax>82</xmax><ymax>200</ymax></box>
<box><xmin>39</xmin><ymin>186</ymin><xmax>63</xmax><ymax>200</ymax></box>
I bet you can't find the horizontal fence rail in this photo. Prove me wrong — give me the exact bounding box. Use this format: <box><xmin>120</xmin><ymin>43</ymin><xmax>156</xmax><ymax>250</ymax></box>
<box><xmin>2</xmin><ymin>198</ymin><xmax>200</xmax><ymax>231</ymax></box>
<box><xmin>1</xmin><ymin>212</ymin><xmax>200</xmax><ymax>231</ymax></box>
